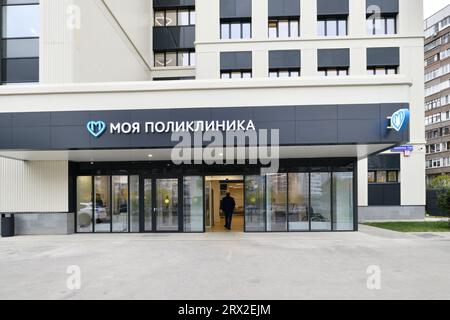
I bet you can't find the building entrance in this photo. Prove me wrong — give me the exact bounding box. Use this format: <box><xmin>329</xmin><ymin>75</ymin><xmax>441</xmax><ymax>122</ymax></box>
<box><xmin>205</xmin><ymin>176</ymin><xmax>244</xmax><ymax>232</ymax></box>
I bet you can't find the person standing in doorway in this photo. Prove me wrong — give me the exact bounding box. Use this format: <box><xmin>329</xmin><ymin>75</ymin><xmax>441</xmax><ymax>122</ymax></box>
<box><xmin>220</xmin><ymin>192</ymin><xmax>236</xmax><ymax>230</ymax></box>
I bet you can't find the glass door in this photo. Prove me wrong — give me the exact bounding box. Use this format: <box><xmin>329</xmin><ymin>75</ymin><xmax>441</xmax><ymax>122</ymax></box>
<box><xmin>141</xmin><ymin>177</ymin><xmax>181</xmax><ymax>232</ymax></box>
<box><xmin>155</xmin><ymin>179</ymin><xmax>179</xmax><ymax>232</ymax></box>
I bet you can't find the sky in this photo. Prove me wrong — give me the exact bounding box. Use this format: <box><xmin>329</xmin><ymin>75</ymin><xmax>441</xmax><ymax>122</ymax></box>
<box><xmin>424</xmin><ymin>0</ymin><xmax>450</xmax><ymax>19</ymax></box>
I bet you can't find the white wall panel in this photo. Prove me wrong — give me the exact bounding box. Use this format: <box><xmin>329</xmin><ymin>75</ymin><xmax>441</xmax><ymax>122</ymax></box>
<box><xmin>0</xmin><ymin>159</ymin><xmax>68</xmax><ymax>213</ymax></box>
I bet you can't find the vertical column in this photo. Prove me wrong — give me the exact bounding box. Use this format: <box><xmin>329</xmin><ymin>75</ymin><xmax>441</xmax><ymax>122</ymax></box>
<box><xmin>253</xmin><ymin>50</ymin><xmax>268</xmax><ymax>78</ymax></box>
<box><xmin>301</xmin><ymin>49</ymin><xmax>317</xmax><ymax>77</ymax></box>
<box><xmin>348</xmin><ymin>0</ymin><xmax>366</xmax><ymax>38</ymax></box>
<box><xmin>195</xmin><ymin>0</ymin><xmax>220</xmax><ymax>79</ymax></box>
<box><xmin>252</xmin><ymin>0</ymin><xmax>268</xmax><ymax>78</ymax></box>
<box><xmin>398</xmin><ymin>0</ymin><xmax>423</xmax><ymax>36</ymax></box>
<box><xmin>252</xmin><ymin>0</ymin><xmax>268</xmax><ymax>40</ymax></box>
<box><xmin>357</xmin><ymin>158</ymin><xmax>368</xmax><ymax>207</ymax></box>
<box><xmin>40</xmin><ymin>0</ymin><xmax>75</xmax><ymax>83</ymax></box>
<box><xmin>350</xmin><ymin>47</ymin><xmax>366</xmax><ymax>76</ymax></box>
<box><xmin>300</xmin><ymin>0</ymin><xmax>316</xmax><ymax>38</ymax></box>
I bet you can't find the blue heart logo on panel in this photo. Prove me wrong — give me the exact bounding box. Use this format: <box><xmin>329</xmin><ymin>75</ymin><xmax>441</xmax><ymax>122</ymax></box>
<box><xmin>390</xmin><ymin>109</ymin><xmax>410</xmax><ymax>132</ymax></box>
<box><xmin>87</xmin><ymin>121</ymin><xmax>107</xmax><ymax>138</ymax></box>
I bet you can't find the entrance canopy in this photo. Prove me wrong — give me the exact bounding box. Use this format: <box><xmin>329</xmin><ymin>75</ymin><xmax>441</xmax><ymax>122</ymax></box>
<box><xmin>0</xmin><ymin>144</ymin><xmax>394</xmax><ymax>162</ymax></box>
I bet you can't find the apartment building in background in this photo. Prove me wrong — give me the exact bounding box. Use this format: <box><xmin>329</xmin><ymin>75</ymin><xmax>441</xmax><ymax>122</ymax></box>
<box><xmin>425</xmin><ymin>4</ymin><xmax>450</xmax><ymax>183</ymax></box>
<box><xmin>0</xmin><ymin>0</ymin><xmax>425</xmax><ymax>235</ymax></box>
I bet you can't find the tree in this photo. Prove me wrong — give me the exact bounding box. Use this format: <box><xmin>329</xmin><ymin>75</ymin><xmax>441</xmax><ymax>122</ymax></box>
<box><xmin>429</xmin><ymin>175</ymin><xmax>450</xmax><ymax>226</ymax></box>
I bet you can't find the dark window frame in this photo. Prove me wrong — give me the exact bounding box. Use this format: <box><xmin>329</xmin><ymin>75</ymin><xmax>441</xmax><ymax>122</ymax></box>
<box><xmin>367</xmin><ymin>66</ymin><xmax>398</xmax><ymax>75</ymax></box>
<box><xmin>366</xmin><ymin>13</ymin><xmax>397</xmax><ymax>35</ymax></box>
<box><xmin>318</xmin><ymin>67</ymin><xmax>349</xmax><ymax>76</ymax></box>
<box><xmin>153</xmin><ymin>7</ymin><xmax>196</xmax><ymax>27</ymax></box>
<box><xmin>268</xmin><ymin>68</ymin><xmax>301</xmax><ymax>77</ymax></box>
<box><xmin>1</xmin><ymin>0</ymin><xmax>40</xmax><ymax>84</ymax></box>
<box><xmin>154</xmin><ymin>50</ymin><xmax>196</xmax><ymax>67</ymax></box>
<box><xmin>220</xmin><ymin>19</ymin><xmax>252</xmax><ymax>40</ymax></box>
<box><xmin>268</xmin><ymin>17</ymin><xmax>300</xmax><ymax>38</ymax></box>
<box><xmin>220</xmin><ymin>69</ymin><xmax>252</xmax><ymax>79</ymax></box>
<box><xmin>368</xmin><ymin>170</ymin><xmax>399</xmax><ymax>184</ymax></box>
<box><xmin>317</xmin><ymin>16</ymin><xmax>348</xmax><ymax>37</ymax></box>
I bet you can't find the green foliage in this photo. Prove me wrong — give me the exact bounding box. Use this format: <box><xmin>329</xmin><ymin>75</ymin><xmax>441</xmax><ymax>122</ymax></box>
<box><xmin>429</xmin><ymin>175</ymin><xmax>450</xmax><ymax>226</ymax></box>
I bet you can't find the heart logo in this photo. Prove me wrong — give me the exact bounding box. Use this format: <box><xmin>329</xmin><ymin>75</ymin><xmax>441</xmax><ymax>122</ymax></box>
<box><xmin>87</xmin><ymin>121</ymin><xmax>107</xmax><ymax>138</ymax></box>
<box><xmin>390</xmin><ymin>109</ymin><xmax>410</xmax><ymax>132</ymax></box>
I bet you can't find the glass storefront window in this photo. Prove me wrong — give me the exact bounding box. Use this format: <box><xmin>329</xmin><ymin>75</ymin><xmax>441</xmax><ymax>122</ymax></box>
<box><xmin>77</xmin><ymin>176</ymin><xmax>92</xmax><ymax>233</ymax></box>
<box><xmin>333</xmin><ymin>172</ymin><xmax>354</xmax><ymax>231</ymax></box>
<box><xmin>130</xmin><ymin>176</ymin><xmax>139</xmax><ymax>232</ymax></box>
<box><xmin>144</xmin><ymin>179</ymin><xmax>152</xmax><ymax>232</ymax></box>
<box><xmin>112</xmin><ymin>176</ymin><xmax>129</xmax><ymax>233</ymax></box>
<box><xmin>288</xmin><ymin>173</ymin><xmax>309</xmax><ymax>231</ymax></box>
<box><xmin>310</xmin><ymin>172</ymin><xmax>332</xmax><ymax>231</ymax></box>
<box><xmin>245</xmin><ymin>176</ymin><xmax>266</xmax><ymax>232</ymax></box>
<box><xmin>266</xmin><ymin>173</ymin><xmax>287</xmax><ymax>232</ymax></box>
<box><xmin>94</xmin><ymin>176</ymin><xmax>111</xmax><ymax>233</ymax></box>
<box><xmin>183</xmin><ymin>177</ymin><xmax>204</xmax><ymax>232</ymax></box>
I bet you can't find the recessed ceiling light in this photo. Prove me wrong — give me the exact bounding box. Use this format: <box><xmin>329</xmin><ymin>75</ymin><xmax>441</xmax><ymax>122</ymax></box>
<box><xmin>148</xmin><ymin>154</ymin><xmax>153</xmax><ymax>158</ymax></box>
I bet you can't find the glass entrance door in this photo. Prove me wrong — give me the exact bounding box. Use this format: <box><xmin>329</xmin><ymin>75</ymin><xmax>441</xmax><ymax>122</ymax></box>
<box><xmin>141</xmin><ymin>177</ymin><xmax>180</xmax><ymax>232</ymax></box>
<box><xmin>155</xmin><ymin>179</ymin><xmax>179</xmax><ymax>231</ymax></box>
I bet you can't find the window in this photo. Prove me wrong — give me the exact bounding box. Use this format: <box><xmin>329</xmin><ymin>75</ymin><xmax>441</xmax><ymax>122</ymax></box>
<box><xmin>1</xmin><ymin>0</ymin><xmax>40</xmax><ymax>84</ymax></box>
<box><xmin>269</xmin><ymin>69</ymin><xmax>300</xmax><ymax>78</ymax></box>
<box><xmin>221</xmin><ymin>70</ymin><xmax>252</xmax><ymax>79</ymax></box>
<box><xmin>154</xmin><ymin>51</ymin><xmax>195</xmax><ymax>67</ymax></box>
<box><xmin>368</xmin><ymin>171</ymin><xmax>399</xmax><ymax>184</ymax></box>
<box><xmin>268</xmin><ymin>18</ymin><xmax>299</xmax><ymax>38</ymax></box>
<box><xmin>367</xmin><ymin>15</ymin><xmax>397</xmax><ymax>35</ymax></box>
<box><xmin>367</xmin><ymin>67</ymin><xmax>398</xmax><ymax>75</ymax></box>
<box><xmin>221</xmin><ymin>20</ymin><xmax>251</xmax><ymax>39</ymax></box>
<box><xmin>154</xmin><ymin>9</ymin><xmax>196</xmax><ymax>26</ymax></box>
<box><xmin>318</xmin><ymin>68</ymin><xmax>349</xmax><ymax>76</ymax></box>
<box><xmin>317</xmin><ymin>18</ymin><xmax>347</xmax><ymax>36</ymax></box>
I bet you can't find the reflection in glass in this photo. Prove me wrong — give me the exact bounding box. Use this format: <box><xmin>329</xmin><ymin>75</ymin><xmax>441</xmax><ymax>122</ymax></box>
<box><xmin>326</xmin><ymin>20</ymin><xmax>337</xmax><ymax>36</ymax></box>
<box><xmin>310</xmin><ymin>172</ymin><xmax>331</xmax><ymax>231</ymax></box>
<box><xmin>77</xmin><ymin>176</ymin><xmax>92</xmax><ymax>233</ymax></box>
<box><xmin>338</xmin><ymin>20</ymin><xmax>347</xmax><ymax>36</ymax></box>
<box><xmin>144</xmin><ymin>179</ymin><xmax>152</xmax><ymax>231</ymax></box>
<box><xmin>184</xmin><ymin>177</ymin><xmax>204</xmax><ymax>232</ymax></box>
<box><xmin>333</xmin><ymin>172</ymin><xmax>354</xmax><ymax>231</ymax></box>
<box><xmin>245</xmin><ymin>176</ymin><xmax>266</xmax><ymax>232</ymax></box>
<box><xmin>94</xmin><ymin>176</ymin><xmax>111</xmax><ymax>232</ymax></box>
<box><xmin>288</xmin><ymin>173</ymin><xmax>309</xmax><ymax>231</ymax></box>
<box><xmin>266</xmin><ymin>174</ymin><xmax>287</xmax><ymax>232</ymax></box>
<box><xmin>242</xmin><ymin>23</ymin><xmax>251</xmax><ymax>39</ymax></box>
<box><xmin>130</xmin><ymin>176</ymin><xmax>139</xmax><ymax>232</ymax></box>
<box><xmin>156</xmin><ymin>179</ymin><xmax>179</xmax><ymax>231</ymax></box>
<box><xmin>112</xmin><ymin>176</ymin><xmax>129</xmax><ymax>233</ymax></box>
<box><xmin>386</xmin><ymin>18</ymin><xmax>396</xmax><ymax>34</ymax></box>
<box><xmin>231</xmin><ymin>23</ymin><xmax>241</xmax><ymax>39</ymax></box>
<box><xmin>221</xmin><ymin>23</ymin><xmax>230</xmax><ymax>39</ymax></box>
<box><xmin>317</xmin><ymin>20</ymin><xmax>325</xmax><ymax>36</ymax></box>
<box><xmin>278</xmin><ymin>20</ymin><xmax>289</xmax><ymax>37</ymax></box>
<box><xmin>290</xmin><ymin>20</ymin><xmax>299</xmax><ymax>37</ymax></box>
<box><xmin>2</xmin><ymin>5</ymin><xmax>40</xmax><ymax>38</ymax></box>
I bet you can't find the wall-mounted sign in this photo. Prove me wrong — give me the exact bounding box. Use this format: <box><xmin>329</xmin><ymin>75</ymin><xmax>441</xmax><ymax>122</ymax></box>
<box><xmin>86</xmin><ymin>120</ymin><xmax>257</xmax><ymax>139</ymax></box>
<box><xmin>388</xmin><ymin>109</ymin><xmax>410</xmax><ymax>132</ymax></box>
<box><xmin>391</xmin><ymin>145</ymin><xmax>413</xmax><ymax>152</ymax></box>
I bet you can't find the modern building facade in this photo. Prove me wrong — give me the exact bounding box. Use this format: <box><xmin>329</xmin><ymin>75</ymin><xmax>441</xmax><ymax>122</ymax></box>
<box><xmin>425</xmin><ymin>5</ymin><xmax>450</xmax><ymax>183</ymax></box>
<box><xmin>0</xmin><ymin>0</ymin><xmax>425</xmax><ymax>235</ymax></box>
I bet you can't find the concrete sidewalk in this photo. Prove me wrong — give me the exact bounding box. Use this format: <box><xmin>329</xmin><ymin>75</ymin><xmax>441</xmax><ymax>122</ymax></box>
<box><xmin>0</xmin><ymin>226</ymin><xmax>449</xmax><ymax>300</ymax></box>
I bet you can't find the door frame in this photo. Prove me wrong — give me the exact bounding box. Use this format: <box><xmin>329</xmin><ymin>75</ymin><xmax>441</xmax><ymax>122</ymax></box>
<box><xmin>139</xmin><ymin>175</ymin><xmax>183</xmax><ymax>233</ymax></box>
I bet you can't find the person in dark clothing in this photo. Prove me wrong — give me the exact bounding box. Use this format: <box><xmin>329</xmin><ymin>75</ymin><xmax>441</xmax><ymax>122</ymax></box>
<box><xmin>220</xmin><ymin>192</ymin><xmax>236</xmax><ymax>230</ymax></box>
